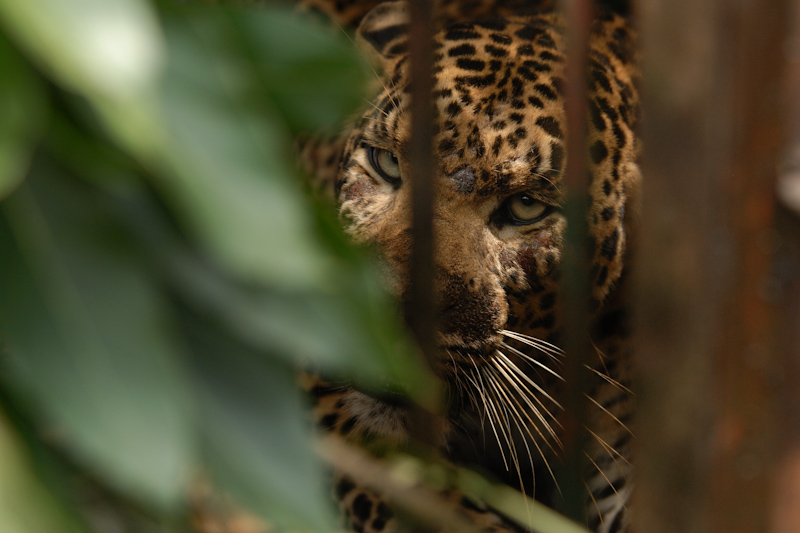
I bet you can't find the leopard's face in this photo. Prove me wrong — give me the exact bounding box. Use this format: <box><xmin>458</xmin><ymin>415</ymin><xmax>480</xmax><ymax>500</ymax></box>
<box><xmin>334</xmin><ymin>1</ymin><xmax>639</xmax><ymax>448</ymax></box>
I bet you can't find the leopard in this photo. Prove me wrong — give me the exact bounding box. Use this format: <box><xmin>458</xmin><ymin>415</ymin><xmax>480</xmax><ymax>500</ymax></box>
<box><xmin>299</xmin><ymin>1</ymin><xmax>640</xmax><ymax>532</ymax></box>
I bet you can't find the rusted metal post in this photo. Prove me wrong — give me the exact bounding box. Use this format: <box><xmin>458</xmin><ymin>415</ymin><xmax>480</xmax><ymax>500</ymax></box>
<box><xmin>559</xmin><ymin>0</ymin><xmax>594</xmax><ymax>523</ymax></box>
<box><xmin>406</xmin><ymin>0</ymin><xmax>441</xmax><ymax>446</ymax></box>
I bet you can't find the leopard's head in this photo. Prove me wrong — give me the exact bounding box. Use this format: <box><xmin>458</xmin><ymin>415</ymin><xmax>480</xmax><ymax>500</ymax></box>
<box><xmin>335</xmin><ymin>1</ymin><xmax>640</xmax><ymax>452</ymax></box>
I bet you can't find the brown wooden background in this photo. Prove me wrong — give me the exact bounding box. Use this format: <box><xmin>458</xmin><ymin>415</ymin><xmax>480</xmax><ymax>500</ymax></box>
<box><xmin>635</xmin><ymin>1</ymin><xmax>800</xmax><ymax>531</ymax></box>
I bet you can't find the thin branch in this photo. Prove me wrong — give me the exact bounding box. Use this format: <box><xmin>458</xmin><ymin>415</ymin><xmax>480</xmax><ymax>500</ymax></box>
<box><xmin>318</xmin><ymin>435</ymin><xmax>483</xmax><ymax>533</ymax></box>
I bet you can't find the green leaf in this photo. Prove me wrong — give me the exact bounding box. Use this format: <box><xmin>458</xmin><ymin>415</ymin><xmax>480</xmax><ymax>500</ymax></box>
<box><xmin>0</xmin><ymin>0</ymin><xmax>167</xmax><ymax>162</ymax></box>
<box><xmin>0</xmin><ymin>0</ymin><xmax>163</xmax><ymax>101</ymax></box>
<box><xmin>454</xmin><ymin>467</ymin><xmax>591</xmax><ymax>533</ymax></box>
<box><xmin>181</xmin><ymin>312</ymin><xmax>335</xmax><ymax>532</ymax></box>
<box><xmin>232</xmin><ymin>6</ymin><xmax>370</xmax><ymax>131</ymax></box>
<box><xmin>0</xmin><ymin>34</ymin><xmax>46</xmax><ymax>199</ymax></box>
<box><xmin>0</xmin><ymin>158</ymin><xmax>193</xmax><ymax>510</ymax></box>
<box><xmin>339</xmin><ymin>266</ymin><xmax>440</xmax><ymax>409</ymax></box>
<box><xmin>118</xmin><ymin>190</ymin><xmax>434</xmax><ymax>405</ymax></box>
<box><xmin>0</xmin><ymin>410</ymin><xmax>87</xmax><ymax>533</ymax></box>
<box><xmin>152</xmin><ymin>9</ymin><xmax>335</xmax><ymax>289</ymax></box>
<box><xmin>45</xmin><ymin>109</ymin><xmax>144</xmax><ymax>191</ymax></box>
<box><xmin>167</xmin><ymin>257</ymin><xmax>412</xmax><ymax>387</ymax></box>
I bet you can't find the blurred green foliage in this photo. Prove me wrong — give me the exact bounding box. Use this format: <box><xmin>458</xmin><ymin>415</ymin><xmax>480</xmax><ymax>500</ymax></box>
<box><xmin>0</xmin><ymin>0</ymin><xmax>431</xmax><ymax>530</ymax></box>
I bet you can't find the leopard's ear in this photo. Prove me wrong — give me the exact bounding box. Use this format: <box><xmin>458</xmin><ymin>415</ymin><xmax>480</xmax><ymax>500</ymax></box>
<box><xmin>355</xmin><ymin>1</ymin><xmax>409</xmax><ymax>66</ymax></box>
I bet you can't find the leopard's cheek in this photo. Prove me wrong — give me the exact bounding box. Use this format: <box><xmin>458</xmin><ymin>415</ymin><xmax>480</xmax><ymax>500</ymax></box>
<box><xmin>532</xmin><ymin>227</ymin><xmax>557</xmax><ymax>249</ymax></box>
<box><xmin>516</xmin><ymin>245</ymin><xmax>540</xmax><ymax>281</ymax></box>
<box><xmin>339</xmin><ymin>178</ymin><xmax>386</xmax><ymax>242</ymax></box>
<box><xmin>341</xmin><ymin>176</ymin><xmax>377</xmax><ymax>203</ymax></box>
<box><xmin>515</xmin><ymin>243</ymin><xmax>554</xmax><ymax>279</ymax></box>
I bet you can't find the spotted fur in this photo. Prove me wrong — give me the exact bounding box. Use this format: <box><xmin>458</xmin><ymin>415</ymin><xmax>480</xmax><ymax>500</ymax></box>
<box><xmin>300</xmin><ymin>2</ymin><xmax>640</xmax><ymax>532</ymax></box>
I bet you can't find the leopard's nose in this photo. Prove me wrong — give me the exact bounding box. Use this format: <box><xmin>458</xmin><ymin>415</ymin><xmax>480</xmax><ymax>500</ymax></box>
<box><xmin>437</xmin><ymin>275</ymin><xmax>500</xmax><ymax>343</ymax></box>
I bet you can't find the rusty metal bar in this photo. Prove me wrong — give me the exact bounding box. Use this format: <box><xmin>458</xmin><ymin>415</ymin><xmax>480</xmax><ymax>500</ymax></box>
<box><xmin>406</xmin><ymin>0</ymin><xmax>441</xmax><ymax>446</ymax></box>
<box><xmin>558</xmin><ymin>0</ymin><xmax>594</xmax><ymax>523</ymax></box>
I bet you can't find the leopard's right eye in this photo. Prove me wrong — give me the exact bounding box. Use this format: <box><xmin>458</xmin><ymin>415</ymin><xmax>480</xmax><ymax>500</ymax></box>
<box><xmin>507</xmin><ymin>193</ymin><xmax>549</xmax><ymax>224</ymax></box>
<box><xmin>368</xmin><ymin>146</ymin><xmax>402</xmax><ymax>185</ymax></box>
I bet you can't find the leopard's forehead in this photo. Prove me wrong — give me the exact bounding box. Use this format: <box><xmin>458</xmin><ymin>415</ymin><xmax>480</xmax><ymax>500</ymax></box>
<box><xmin>359</xmin><ymin>14</ymin><xmax>568</xmax><ymax>201</ymax></box>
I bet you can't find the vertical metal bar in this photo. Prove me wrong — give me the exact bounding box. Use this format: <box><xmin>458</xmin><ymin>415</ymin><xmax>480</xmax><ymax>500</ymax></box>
<box><xmin>406</xmin><ymin>0</ymin><xmax>440</xmax><ymax>446</ymax></box>
<box><xmin>559</xmin><ymin>0</ymin><xmax>594</xmax><ymax>523</ymax></box>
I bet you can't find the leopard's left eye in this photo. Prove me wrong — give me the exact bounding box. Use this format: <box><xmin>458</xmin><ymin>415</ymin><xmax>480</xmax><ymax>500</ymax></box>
<box><xmin>368</xmin><ymin>146</ymin><xmax>401</xmax><ymax>185</ymax></box>
<box><xmin>506</xmin><ymin>193</ymin><xmax>550</xmax><ymax>224</ymax></box>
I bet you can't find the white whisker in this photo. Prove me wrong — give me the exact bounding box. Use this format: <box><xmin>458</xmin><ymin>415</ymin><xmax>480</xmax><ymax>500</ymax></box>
<box><xmin>362</xmin><ymin>97</ymin><xmax>391</xmax><ymax>119</ymax></box>
<box><xmin>585</xmin><ymin>427</ymin><xmax>631</xmax><ymax>489</ymax></box>
<box><xmin>486</xmin><ymin>376</ymin><xmax>523</xmax><ymax>476</ymax></box>
<box><xmin>500</xmin><ymin>329</ymin><xmax>565</xmax><ymax>360</ymax></box>
<box><xmin>585</xmin><ymin>451</ymin><xmax>626</xmax><ymax>508</ymax></box>
<box><xmin>495</xmin><ymin>351</ymin><xmax>563</xmax><ymax>411</ymax></box>
<box><xmin>465</xmin><ymin>366</ymin><xmax>510</xmax><ymax>471</ymax></box>
<box><xmin>501</xmin><ymin>341</ymin><xmax>565</xmax><ymax>380</ymax></box>
<box><xmin>483</xmin><ymin>367</ymin><xmax>537</xmax><ymax>508</ymax></box>
<box><xmin>466</xmin><ymin>354</ymin><xmax>488</xmax><ymax>437</ymax></box>
<box><xmin>491</xmin><ymin>357</ymin><xmax>563</xmax><ymax>453</ymax></box>
<box><xmin>584</xmin><ymin>364</ymin><xmax>634</xmax><ymax>395</ymax></box>
<box><xmin>485</xmin><ymin>365</ymin><xmax>562</xmax><ymax>495</ymax></box>
<box><xmin>585</xmin><ymin>394</ymin><xmax>634</xmax><ymax>436</ymax></box>
<box><xmin>584</xmin><ymin>480</ymin><xmax>604</xmax><ymax>529</ymax></box>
